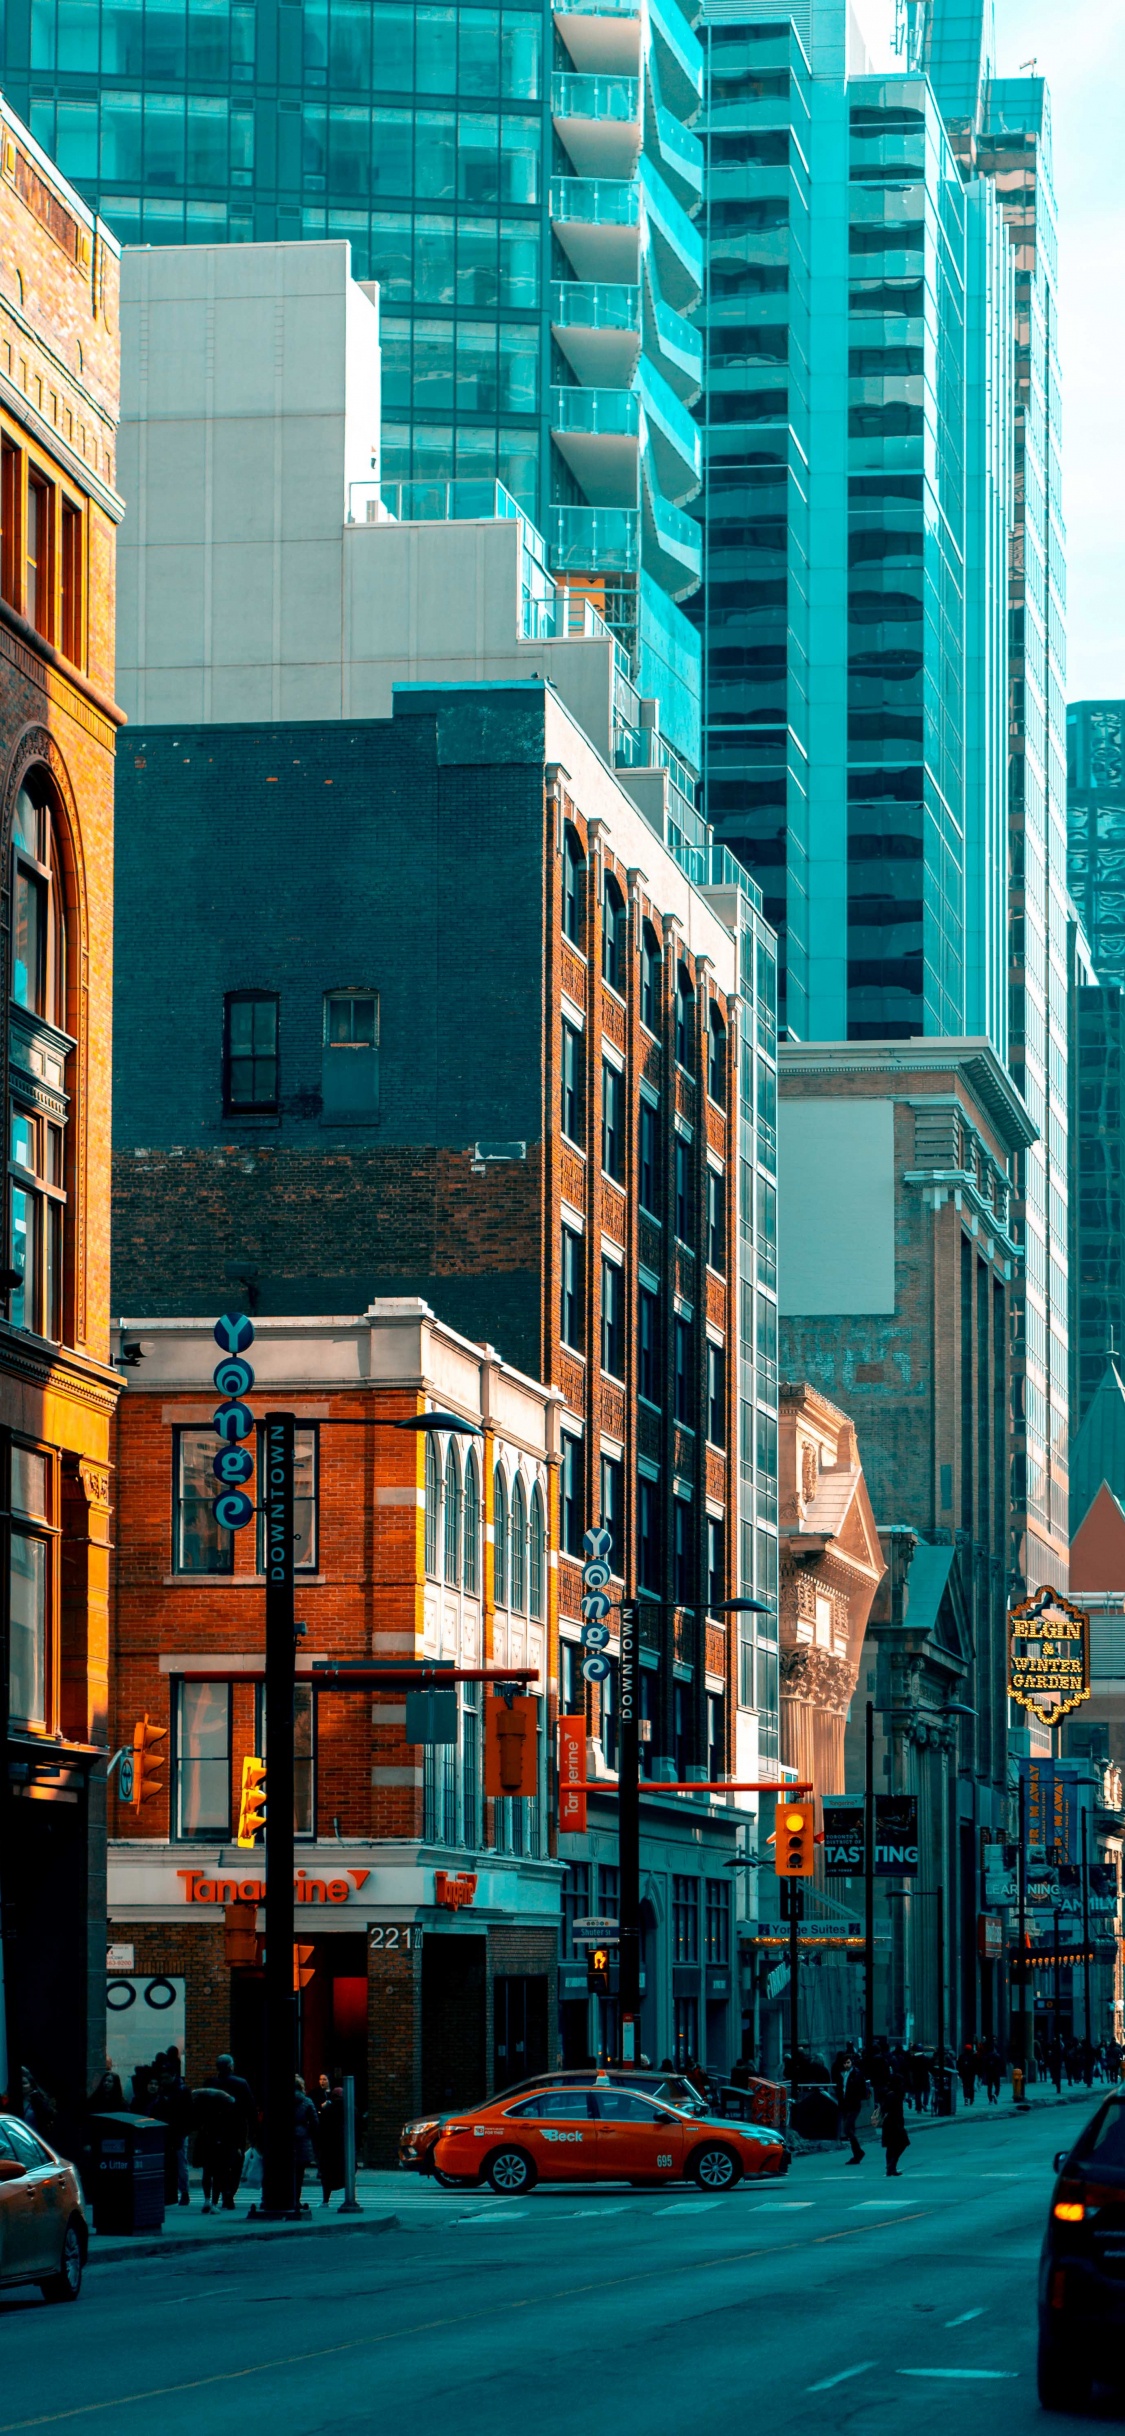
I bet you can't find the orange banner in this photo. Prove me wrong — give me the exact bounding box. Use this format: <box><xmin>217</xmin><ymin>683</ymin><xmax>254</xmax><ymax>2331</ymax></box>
<box><xmin>558</xmin><ymin>1714</ymin><xmax>587</xmax><ymax>1834</ymax></box>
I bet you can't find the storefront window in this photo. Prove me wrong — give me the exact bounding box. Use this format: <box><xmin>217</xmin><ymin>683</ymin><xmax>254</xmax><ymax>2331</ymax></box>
<box><xmin>673</xmin><ymin>1874</ymin><xmax>699</xmax><ymax>1963</ymax></box>
<box><xmin>9</xmin><ymin>1445</ymin><xmax>49</xmax><ymax>1728</ymax></box>
<box><xmin>174</xmin><ymin>1680</ymin><xmax>231</xmax><ymax>1838</ymax></box>
<box><xmin>174</xmin><ymin>1429</ymin><xmax>233</xmax><ymax>1575</ymax></box>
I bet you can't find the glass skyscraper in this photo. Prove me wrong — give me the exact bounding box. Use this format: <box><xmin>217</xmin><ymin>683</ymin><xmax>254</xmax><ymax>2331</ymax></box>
<box><xmin>1069</xmin><ymin>701</ymin><xmax>1125</xmax><ymax>991</ymax></box>
<box><xmin>10</xmin><ymin>0</ymin><xmax>708</xmax><ymax>765</ymax></box>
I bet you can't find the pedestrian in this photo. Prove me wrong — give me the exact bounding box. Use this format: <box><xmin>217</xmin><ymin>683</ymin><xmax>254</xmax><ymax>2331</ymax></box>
<box><xmin>840</xmin><ymin>2052</ymin><xmax>867</xmax><ymax>2165</ymax></box>
<box><xmin>881</xmin><ymin>2079</ymin><xmax>909</xmax><ymax>2178</ymax></box>
<box><xmin>984</xmin><ymin>2042</ymin><xmax>1002</xmax><ymax>2103</ymax></box>
<box><xmin>88</xmin><ymin>2061</ymin><xmax>125</xmax><ymax>2114</ymax></box>
<box><xmin>294</xmin><ymin>2076</ymin><xmax>320</xmax><ymax>2200</ymax></box>
<box><xmin>152</xmin><ymin>2048</ymin><xmax>191</xmax><ymax>2206</ymax></box>
<box><xmin>957</xmin><ymin>2041</ymin><xmax>977</xmax><ymax>2106</ymax></box>
<box><xmin>191</xmin><ymin>2078</ymin><xmax>240</xmax><ymax>2214</ymax></box>
<box><xmin>318</xmin><ymin>2086</ymin><xmax>346</xmax><ymax>2207</ymax></box>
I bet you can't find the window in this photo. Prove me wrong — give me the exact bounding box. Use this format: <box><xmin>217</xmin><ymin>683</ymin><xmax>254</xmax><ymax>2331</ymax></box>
<box><xmin>601</xmin><ymin>1256</ymin><xmax>624</xmax><ymax>1379</ymax></box>
<box><xmin>493</xmin><ymin>1466</ymin><xmax>509</xmax><ymax>1604</ymax></box>
<box><xmin>599</xmin><ymin>1652</ymin><xmax>619</xmax><ymax>1771</ymax></box>
<box><xmin>560</xmin><ymin>1433</ymin><xmax>584</xmax><ymax>1557</ymax></box>
<box><xmin>1</xmin><ymin>438</ymin><xmax>19</xmax><ymax>606</ymax></box>
<box><xmin>602</xmin><ymin>1061</ymin><xmax>624</xmax><ymax>1182</ymax></box>
<box><xmin>560</xmin><ymin>1224</ymin><xmax>584</xmax><ymax>1352</ymax></box>
<box><xmin>463</xmin><ymin>1451</ymin><xmax>481</xmax><ymax>1593</ymax></box>
<box><xmin>673</xmin><ymin>1994</ymin><xmax>699</xmax><ymax>2066</ymax></box>
<box><xmin>756</xmin><ymin>1409</ymin><xmax>778</xmax><ymax>1521</ymax></box>
<box><xmin>175</xmin><ymin>1428</ymin><xmax>233</xmax><ymax>1575</ymax></box>
<box><xmin>561</xmin><ymin>1021</ymin><xmax>584</xmax><ymax>1145</ymax></box>
<box><xmin>560</xmin><ymin>1634</ymin><xmax>580</xmax><ymax>1714</ymax></box>
<box><xmin>756</xmin><ymin>1173</ymin><xmax>777</xmax><ymax>1288</ymax></box>
<box><xmin>562</xmin><ymin>1859</ymin><xmax>591</xmax><ymax>1954</ymax></box>
<box><xmin>224</xmin><ymin>991</ymin><xmax>278</xmax><ymax>1114</ymax></box>
<box><xmin>25</xmin><ymin>470</ymin><xmax>52</xmax><ymax>639</ymax></box>
<box><xmin>673</xmin><ymin>1874</ymin><xmax>699</xmax><ymax>1963</ymax></box>
<box><xmin>510</xmin><ymin>1475</ymin><xmax>527</xmax><ymax>1611</ymax></box>
<box><xmin>60</xmin><ymin>498</ymin><xmax>82</xmax><ymax>664</ymax></box>
<box><xmin>708</xmin><ymin>1007</ymin><xmax>727</xmax><ymax>1106</ymax></box>
<box><xmin>707</xmin><ymin>1169</ymin><xmax>726</xmax><ymax>1273</ymax></box>
<box><xmin>255</xmin><ymin>1424</ymin><xmax>318</xmax><ymax>1572</ymax></box>
<box><xmin>9</xmin><ymin>1107</ymin><xmax>63</xmax><ymax>1341</ymax></box>
<box><xmin>174</xmin><ymin>1680</ymin><xmax>231</xmax><ymax>1839</ymax></box>
<box><xmin>639</xmin><ymin>1099</ymin><xmax>660</xmax><ymax>1215</ymax></box>
<box><xmin>638</xmin><ymin>1283</ymin><xmax>660</xmax><ymax>1402</ymax></box>
<box><xmin>673</xmin><ymin>1494</ymin><xmax>692</xmax><ymax>1604</ymax></box>
<box><xmin>640</xmin><ymin>920</ymin><xmax>661</xmax><ymax>1032</ymax></box>
<box><xmin>707</xmin><ymin>1343</ymin><xmax>726</xmax><ymax>1447</ymax></box>
<box><xmin>322</xmin><ymin>988</ymin><xmax>378</xmax><ymax>1119</ymax></box>
<box><xmin>425</xmin><ymin>1433</ymin><xmax>441</xmax><ymax>1576</ymax></box>
<box><xmin>674</xmin><ymin>1314</ymin><xmax>694</xmax><ymax>1425</ymax></box>
<box><xmin>529</xmin><ymin>1484</ymin><xmax>545</xmax><ymax>1619</ymax></box>
<box><xmin>562</xmin><ymin>824</ymin><xmax>585</xmax><ymax>945</ymax></box>
<box><xmin>444</xmin><ymin>1442</ymin><xmax>461</xmax><ymax>1585</ymax></box>
<box><xmin>256</xmin><ymin>1681</ymin><xmax>315</xmax><ymax>1837</ymax></box>
<box><xmin>600</xmin><ymin>1452</ymin><xmax>623</xmax><ymax>1577</ymax></box>
<box><xmin>638</xmin><ymin>1473</ymin><xmax>661</xmax><ymax>1591</ymax></box>
<box><xmin>674</xmin><ymin>1137</ymin><xmax>691</xmax><ymax>1242</ymax></box>
<box><xmin>705</xmin><ymin>1875</ymin><xmax>730</xmax><ymax>1963</ymax></box>
<box><xmin>9</xmin><ymin>1446</ymin><xmax>49</xmax><ymax>1728</ymax></box>
<box><xmin>9</xmin><ymin>783</ymin><xmax>68</xmax><ymax>1340</ymax></box>
<box><xmin>707</xmin><ymin>1513</ymin><xmax>725</xmax><ymax>1611</ymax></box>
<box><xmin>602</xmin><ymin>873</ymin><xmax>626</xmax><ymax>993</ymax></box>
<box><xmin>675</xmin><ymin>963</ymin><xmax>695</xmax><ymax>1068</ymax></box>
<box><xmin>424</xmin><ymin>1684</ymin><xmax>482</xmax><ymax>1849</ymax></box>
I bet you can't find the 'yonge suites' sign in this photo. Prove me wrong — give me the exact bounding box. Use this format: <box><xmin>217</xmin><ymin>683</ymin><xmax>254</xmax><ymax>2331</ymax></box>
<box><xmin>1008</xmin><ymin>1584</ymin><xmax>1090</xmax><ymax>1727</ymax></box>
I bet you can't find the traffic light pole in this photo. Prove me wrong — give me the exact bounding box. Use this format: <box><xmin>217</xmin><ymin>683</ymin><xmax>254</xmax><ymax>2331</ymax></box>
<box><xmin>259</xmin><ymin>1411</ymin><xmax>298</xmax><ymax>2220</ymax></box>
<box><xmin>788</xmin><ymin>1891</ymin><xmax>799</xmax><ymax>2110</ymax></box>
<box><xmin>617</xmin><ymin>1600</ymin><xmax>641</xmax><ymax>2061</ymax></box>
<box><xmin>864</xmin><ymin>1700</ymin><xmax>875</xmax><ymax>2067</ymax></box>
<box><xmin>1081</xmin><ymin>1806</ymin><xmax>1093</xmax><ymax>2068</ymax></box>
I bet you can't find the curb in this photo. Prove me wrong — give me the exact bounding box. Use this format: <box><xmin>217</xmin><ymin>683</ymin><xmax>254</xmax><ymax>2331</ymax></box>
<box><xmin>88</xmin><ymin>2211</ymin><xmax>398</xmax><ymax>2266</ymax></box>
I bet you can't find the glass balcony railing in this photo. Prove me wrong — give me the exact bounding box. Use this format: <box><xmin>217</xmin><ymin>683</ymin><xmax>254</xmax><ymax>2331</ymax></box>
<box><xmin>645</xmin><ymin>278</ymin><xmax>703</xmax><ymax>396</ymax></box>
<box><xmin>650</xmin><ymin>101</ymin><xmax>704</xmax><ymax>203</ymax></box>
<box><xmin>552</xmin><ymin>71</ymin><xmax>640</xmax><ymax>121</ymax></box>
<box><xmin>550</xmin><ymin>278</ymin><xmax>641</xmax><ymax>335</ymax></box>
<box><xmin>551</xmin><ymin>384</ymin><xmax>640</xmax><ymax>437</ymax></box>
<box><xmin>553</xmin><ymin>0</ymin><xmax>640</xmax><ymax>15</ymax></box>
<box><xmin>638</xmin><ymin>359</ymin><xmax>701</xmax><ymax>490</ymax></box>
<box><xmin>550</xmin><ymin>174</ymin><xmax>640</xmax><ymax>228</ymax></box>
<box><xmin>647</xmin><ymin>0</ymin><xmax>704</xmax><ymax>107</ymax></box>
<box><xmin>549</xmin><ymin>504</ymin><xmax>639</xmax><ymax>572</ymax></box>
<box><xmin>380</xmin><ymin>477</ymin><xmax>529</xmax><ymax>530</ymax></box>
<box><xmin>639</xmin><ymin>158</ymin><xmax>703</xmax><ymax>307</ymax></box>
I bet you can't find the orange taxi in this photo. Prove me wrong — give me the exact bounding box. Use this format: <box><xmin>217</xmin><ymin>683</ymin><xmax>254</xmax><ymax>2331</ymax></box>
<box><xmin>431</xmin><ymin>2078</ymin><xmax>789</xmax><ymax>2196</ymax></box>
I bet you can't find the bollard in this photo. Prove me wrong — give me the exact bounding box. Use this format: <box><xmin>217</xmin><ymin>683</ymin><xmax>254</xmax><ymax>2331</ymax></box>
<box><xmin>1013</xmin><ymin>2064</ymin><xmax>1026</xmax><ymax>2107</ymax></box>
<box><xmin>339</xmin><ymin>2073</ymin><xmax>362</xmax><ymax>2212</ymax></box>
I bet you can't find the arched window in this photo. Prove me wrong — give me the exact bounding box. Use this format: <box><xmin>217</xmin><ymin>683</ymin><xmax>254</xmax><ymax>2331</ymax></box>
<box><xmin>674</xmin><ymin>962</ymin><xmax>695</xmax><ymax>1068</ymax></box>
<box><xmin>510</xmin><ymin>1476</ymin><xmax>527</xmax><ymax>1612</ymax></box>
<box><xmin>708</xmin><ymin>1005</ymin><xmax>727</xmax><ymax>1106</ymax></box>
<box><xmin>493</xmin><ymin>1466</ymin><xmax>509</xmax><ymax>1606</ymax></box>
<box><xmin>463</xmin><ymin>1452</ymin><xmax>481</xmax><ymax>1594</ymax></box>
<box><xmin>424</xmin><ymin>1434</ymin><xmax>441</xmax><ymax>1577</ymax></box>
<box><xmin>529</xmin><ymin>1486</ymin><xmax>545</xmax><ymax>1621</ymax></box>
<box><xmin>562</xmin><ymin>825</ymin><xmax>586</xmax><ymax>947</ymax></box>
<box><xmin>602</xmin><ymin>874</ymin><xmax>625</xmax><ymax>993</ymax></box>
<box><xmin>9</xmin><ymin>781</ymin><xmax>68</xmax><ymax>1341</ymax></box>
<box><xmin>640</xmin><ymin>920</ymin><xmax>662</xmax><ymax>1033</ymax></box>
<box><xmin>443</xmin><ymin>1442</ymin><xmax>461</xmax><ymax>1586</ymax></box>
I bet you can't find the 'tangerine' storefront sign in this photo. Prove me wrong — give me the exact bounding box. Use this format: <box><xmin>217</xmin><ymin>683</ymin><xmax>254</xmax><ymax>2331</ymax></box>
<box><xmin>177</xmin><ymin>1868</ymin><xmax>372</xmax><ymax>1905</ymax></box>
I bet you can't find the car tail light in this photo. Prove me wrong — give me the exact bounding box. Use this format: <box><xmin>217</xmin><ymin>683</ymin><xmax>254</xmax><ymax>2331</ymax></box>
<box><xmin>1053</xmin><ymin>2201</ymin><xmax>1085</xmax><ymax>2223</ymax></box>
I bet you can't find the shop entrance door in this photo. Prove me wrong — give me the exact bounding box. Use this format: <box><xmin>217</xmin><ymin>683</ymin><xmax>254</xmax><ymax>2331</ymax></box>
<box><xmin>493</xmin><ymin>1974</ymin><xmax>549</xmax><ymax>2092</ymax></box>
<box><xmin>421</xmin><ymin>1934</ymin><xmax>487</xmax><ymax>2112</ymax></box>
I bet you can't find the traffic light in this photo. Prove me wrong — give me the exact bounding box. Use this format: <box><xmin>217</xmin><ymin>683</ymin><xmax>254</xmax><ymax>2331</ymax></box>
<box><xmin>293</xmin><ymin>1943</ymin><xmax>315</xmax><ymax>1992</ymax></box>
<box><xmin>586</xmin><ymin>1946</ymin><xmax>611</xmax><ymax>1997</ymax></box>
<box><xmin>130</xmin><ymin>1715</ymin><xmax>167</xmax><ymax>1813</ymax></box>
<box><xmin>774</xmin><ymin>1797</ymin><xmax>815</xmax><ymax>1877</ymax></box>
<box><xmin>485</xmin><ymin>1693</ymin><xmax>538</xmax><ymax>1798</ymax></box>
<box><xmin>237</xmin><ymin>1755</ymin><xmax>268</xmax><ymax>1847</ymax></box>
<box><xmin>224</xmin><ymin>1900</ymin><xmax>260</xmax><ymax>1967</ymax></box>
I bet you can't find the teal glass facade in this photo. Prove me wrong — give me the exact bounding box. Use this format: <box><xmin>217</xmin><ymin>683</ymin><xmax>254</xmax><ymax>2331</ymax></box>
<box><xmin>9</xmin><ymin>0</ymin><xmax>706</xmax><ymax>766</ymax></box>
<box><xmin>1069</xmin><ymin>702</ymin><xmax>1125</xmax><ymax>991</ymax></box>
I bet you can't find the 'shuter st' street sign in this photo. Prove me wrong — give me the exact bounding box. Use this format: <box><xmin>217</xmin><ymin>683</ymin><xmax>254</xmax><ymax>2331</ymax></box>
<box><xmin>1008</xmin><ymin>1584</ymin><xmax>1091</xmax><ymax>1729</ymax></box>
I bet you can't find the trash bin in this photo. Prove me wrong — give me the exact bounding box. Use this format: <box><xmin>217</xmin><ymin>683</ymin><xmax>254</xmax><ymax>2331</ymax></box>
<box><xmin>87</xmin><ymin>2113</ymin><xmax>166</xmax><ymax>2235</ymax></box>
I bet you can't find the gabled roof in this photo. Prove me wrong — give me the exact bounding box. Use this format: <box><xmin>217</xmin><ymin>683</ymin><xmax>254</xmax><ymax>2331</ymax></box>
<box><xmin>902</xmin><ymin>1540</ymin><xmax>972</xmax><ymax>1666</ymax></box>
<box><xmin>1070</xmin><ymin>1358</ymin><xmax>1125</xmax><ymax>1538</ymax></box>
<box><xmin>1071</xmin><ymin>1480</ymin><xmax>1125</xmax><ymax>1595</ymax></box>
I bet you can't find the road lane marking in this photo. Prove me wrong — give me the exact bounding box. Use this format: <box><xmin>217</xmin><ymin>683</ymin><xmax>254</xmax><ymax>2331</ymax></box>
<box><xmin>854</xmin><ymin>2200</ymin><xmax>912</xmax><ymax>2208</ymax></box>
<box><xmin>807</xmin><ymin>2364</ymin><xmax>875</xmax><ymax>2392</ymax></box>
<box><xmin>460</xmin><ymin>2212</ymin><xmax>528</xmax><ymax>2224</ymax></box>
<box><xmin>571</xmin><ymin>2206</ymin><xmax>629</xmax><ymax>2217</ymax></box>
<box><xmin>946</xmin><ymin>2309</ymin><xmax>985</xmax><ymax>2326</ymax></box>
<box><xmin>2</xmin><ymin>2208</ymin><xmax>934</xmax><ymax>2433</ymax></box>
<box><xmin>750</xmin><ymin>2201</ymin><xmax>813</xmax><ymax>2211</ymax></box>
<box><xmin>654</xmin><ymin>2202</ymin><xmax>721</xmax><ymax>2216</ymax></box>
<box><xmin>899</xmin><ymin>2371</ymin><xmax>1016</xmax><ymax>2381</ymax></box>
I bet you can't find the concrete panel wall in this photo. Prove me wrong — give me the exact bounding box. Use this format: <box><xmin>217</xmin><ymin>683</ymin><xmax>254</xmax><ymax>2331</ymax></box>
<box><xmin>778</xmin><ymin>1096</ymin><xmax>896</xmax><ymax>1316</ymax></box>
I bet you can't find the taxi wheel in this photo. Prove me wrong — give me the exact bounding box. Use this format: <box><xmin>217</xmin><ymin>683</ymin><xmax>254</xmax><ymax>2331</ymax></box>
<box><xmin>690</xmin><ymin>2144</ymin><xmax>742</xmax><ymax>2192</ymax></box>
<box><xmin>1037</xmin><ymin>2336</ymin><xmax>1091</xmax><ymax>2412</ymax></box>
<box><xmin>40</xmin><ymin>2220</ymin><xmax>83</xmax><ymax>2304</ymax></box>
<box><xmin>486</xmin><ymin>2147</ymin><xmax>538</xmax><ymax>2196</ymax></box>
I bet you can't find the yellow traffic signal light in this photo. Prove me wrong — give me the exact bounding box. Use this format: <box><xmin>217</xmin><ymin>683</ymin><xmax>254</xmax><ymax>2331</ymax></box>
<box><xmin>237</xmin><ymin>1755</ymin><xmax>268</xmax><ymax>1847</ymax></box>
<box><xmin>774</xmin><ymin>1797</ymin><xmax>815</xmax><ymax>1877</ymax></box>
<box><xmin>586</xmin><ymin>1946</ymin><xmax>610</xmax><ymax>1997</ymax></box>
<box><xmin>485</xmin><ymin>1694</ymin><xmax>539</xmax><ymax>1798</ymax></box>
<box><xmin>293</xmin><ymin>1943</ymin><xmax>315</xmax><ymax>1992</ymax></box>
<box><xmin>130</xmin><ymin>1715</ymin><xmax>167</xmax><ymax>1813</ymax></box>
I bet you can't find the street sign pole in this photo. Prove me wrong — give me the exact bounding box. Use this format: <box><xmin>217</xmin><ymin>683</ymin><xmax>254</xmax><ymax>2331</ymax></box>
<box><xmin>864</xmin><ymin>1700</ymin><xmax>875</xmax><ymax>2066</ymax></box>
<box><xmin>787</xmin><ymin>1885</ymin><xmax>800</xmax><ymax>2110</ymax></box>
<box><xmin>618</xmin><ymin>1599</ymin><xmax>640</xmax><ymax>2061</ymax></box>
<box><xmin>1081</xmin><ymin>1806</ymin><xmax>1093</xmax><ymax>2070</ymax></box>
<box><xmin>260</xmin><ymin>1411</ymin><xmax>297</xmax><ymax>2219</ymax></box>
<box><xmin>1017</xmin><ymin>1765</ymin><xmax>1030</xmax><ymax>2087</ymax></box>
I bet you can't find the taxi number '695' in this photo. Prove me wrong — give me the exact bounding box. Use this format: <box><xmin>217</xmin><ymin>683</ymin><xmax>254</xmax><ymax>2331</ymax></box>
<box><xmin>657</xmin><ymin>2153</ymin><xmax>673</xmax><ymax>2166</ymax></box>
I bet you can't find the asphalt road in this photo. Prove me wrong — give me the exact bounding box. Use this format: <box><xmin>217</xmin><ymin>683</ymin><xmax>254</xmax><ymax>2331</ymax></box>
<box><xmin>0</xmin><ymin>2100</ymin><xmax>1109</xmax><ymax>2436</ymax></box>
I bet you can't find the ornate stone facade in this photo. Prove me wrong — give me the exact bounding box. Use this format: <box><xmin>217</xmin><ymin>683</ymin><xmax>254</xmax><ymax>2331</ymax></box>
<box><xmin>777</xmin><ymin>1383</ymin><xmax>884</xmax><ymax>1795</ymax></box>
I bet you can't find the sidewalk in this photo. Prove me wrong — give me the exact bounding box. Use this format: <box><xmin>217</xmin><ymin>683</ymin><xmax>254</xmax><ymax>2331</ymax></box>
<box><xmin>793</xmin><ymin>2073</ymin><xmax>1101</xmax><ymax>2157</ymax></box>
<box><xmin>87</xmin><ymin>2172</ymin><xmax>398</xmax><ymax>2266</ymax></box>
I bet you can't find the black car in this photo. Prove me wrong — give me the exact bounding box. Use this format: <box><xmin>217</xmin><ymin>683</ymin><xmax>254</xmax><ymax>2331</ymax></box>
<box><xmin>1039</xmin><ymin>2091</ymin><xmax>1125</xmax><ymax>2408</ymax></box>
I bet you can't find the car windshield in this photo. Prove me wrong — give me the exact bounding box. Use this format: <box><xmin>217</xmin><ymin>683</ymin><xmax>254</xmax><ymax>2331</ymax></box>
<box><xmin>1074</xmin><ymin>2100</ymin><xmax>1125</xmax><ymax>2170</ymax></box>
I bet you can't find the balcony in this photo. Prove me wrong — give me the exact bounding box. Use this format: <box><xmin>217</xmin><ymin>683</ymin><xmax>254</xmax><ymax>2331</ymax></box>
<box><xmin>638</xmin><ymin>358</ymin><xmax>701</xmax><ymax>502</ymax></box>
<box><xmin>548</xmin><ymin>503</ymin><xmax>639</xmax><ymax>574</ymax></box>
<box><xmin>648</xmin><ymin>0</ymin><xmax>704</xmax><ymax>117</ymax></box>
<box><xmin>552</xmin><ymin>71</ymin><xmax>641</xmax><ymax>178</ymax></box>
<box><xmin>643</xmin><ymin>270</ymin><xmax>702</xmax><ymax>402</ymax></box>
<box><xmin>551</xmin><ymin>384</ymin><xmax>640</xmax><ymax>506</ymax></box>
<box><xmin>648</xmin><ymin>96</ymin><xmax>704</xmax><ymax>211</ymax></box>
<box><xmin>550</xmin><ymin>174</ymin><xmax>640</xmax><ymax>282</ymax></box>
<box><xmin>550</xmin><ymin>278</ymin><xmax>641</xmax><ymax>386</ymax></box>
<box><xmin>553</xmin><ymin>0</ymin><xmax>641</xmax><ymax>75</ymax></box>
<box><xmin>639</xmin><ymin>157</ymin><xmax>703</xmax><ymax>311</ymax></box>
<box><xmin>640</xmin><ymin>443</ymin><xmax>701</xmax><ymax>598</ymax></box>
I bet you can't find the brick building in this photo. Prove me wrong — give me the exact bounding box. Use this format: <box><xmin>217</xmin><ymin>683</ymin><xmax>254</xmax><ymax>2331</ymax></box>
<box><xmin>778</xmin><ymin>1038</ymin><xmax>1035</xmax><ymax>2058</ymax></box>
<box><xmin>108</xmin><ymin>1302</ymin><xmax>562</xmax><ymax>2159</ymax></box>
<box><xmin>0</xmin><ymin>102</ymin><xmax>122</xmax><ymax>2113</ymax></box>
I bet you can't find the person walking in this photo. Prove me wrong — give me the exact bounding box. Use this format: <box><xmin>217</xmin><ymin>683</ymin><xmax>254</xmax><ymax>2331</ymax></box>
<box><xmin>840</xmin><ymin>2052</ymin><xmax>867</xmax><ymax>2165</ymax></box>
<box><xmin>881</xmin><ymin>2078</ymin><xmax>910</xmax><ymax>2178</ymax></box>
<box><xmin>957</xmin><ymin>2042</ymin><xmax>977</xmax><ymax>2107</ymax></box>
<box><xmin>294</xmin><ymin>2077</ymin><xmax>320</xmax><ymax>2202</ymax></box>
<box><xmin>983</xmin><ymin>2042</ymin><xmax>1003</xmax><ymax>2103</ymax></box>
<box><xmin>191</xmin><ymin>2078</ymin><xmax>240</xmax><ymax>2215</ymax></box>
<box><xmin>317</xmin><ymin>2085</ymin><xmax>346</xmax><ymax>2207</ymax></box>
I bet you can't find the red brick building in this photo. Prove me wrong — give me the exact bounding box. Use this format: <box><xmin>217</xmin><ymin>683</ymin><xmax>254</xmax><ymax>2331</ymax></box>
<box><xmin>107</xmin><ymin>1301</ymin><xmax>562</xmax><ymax>2158</ymax></box>
<box><xmin>0</xmin><ymin>102</ymin><xmax>122</xmax><ymax>2113</ymax></box>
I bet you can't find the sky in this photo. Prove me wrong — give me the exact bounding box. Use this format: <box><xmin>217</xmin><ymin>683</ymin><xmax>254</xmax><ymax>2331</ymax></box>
<box><xmin>994</xmin><ymin>0</ymin><xmax>1125</xmax><ymax>703</ymax></box>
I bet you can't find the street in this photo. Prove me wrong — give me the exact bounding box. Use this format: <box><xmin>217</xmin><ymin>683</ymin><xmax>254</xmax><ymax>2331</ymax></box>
<box><xmin>0</xmin><ymin>2100</ymin><xmax>1107</xmax><ymax>2434</ymax></box>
